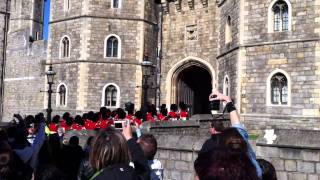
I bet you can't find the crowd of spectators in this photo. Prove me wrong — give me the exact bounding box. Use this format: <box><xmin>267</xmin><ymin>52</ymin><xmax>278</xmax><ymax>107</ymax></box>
<box><xmin>0</xmin><ymin>91</ymin><xmax>277</xmax><ymax>180</ymax></box>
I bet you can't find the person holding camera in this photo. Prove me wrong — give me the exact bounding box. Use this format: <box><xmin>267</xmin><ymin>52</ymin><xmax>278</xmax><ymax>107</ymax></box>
<box><xmin>207</xmin><ymin>90</ymin><xmax>262</xmax><ymax>178</ymax></box>
<box><xmin>89</xmin><ymin>121</ymin><xmax>150</xmax><ymax>180</ymax></box>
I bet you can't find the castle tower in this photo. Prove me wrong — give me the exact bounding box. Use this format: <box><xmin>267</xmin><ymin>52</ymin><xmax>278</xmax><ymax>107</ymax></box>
<box><xmin>159</xmin><ymin>0</ymin><xmax>219</xmax><ymax>115</ymax></box>
<box><xmin>48</xmin><ymin>0</ymin><xmax>159</xmax><ymax>114</ymax></box>
<box><xmin>0</xmin><ymin>0</ymin><xmax>10</xmax><ymax>119</ymax></box>
<box><xmin>2</xmin><ymin>0</ymin><xmax>46</xmax><ymax>121</ymax></box>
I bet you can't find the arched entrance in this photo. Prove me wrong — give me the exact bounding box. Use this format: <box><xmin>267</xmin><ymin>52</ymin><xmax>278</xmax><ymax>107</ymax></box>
<box><xmin>170</xmin><ymin>60</ymin><xmax>213</xmax><ymax>115</ymax></box>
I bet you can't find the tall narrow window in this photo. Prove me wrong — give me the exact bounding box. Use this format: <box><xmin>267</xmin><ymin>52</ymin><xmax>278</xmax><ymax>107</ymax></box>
<box><xmin>57</xmin><ymin>84</ymin><xmax>67</xmax><ymax>107</ymax></box>
<box><xmin>225</xmin><ymin>16</ymin><xmax>232</xmax><ymax>44</ymax></box>
<box><xmin>104</xmin><ymin>85</ymin><xmax>118</xmax><ymax>107</ymax></box>
<box><xmin>59</xmin><ymin>85</ymin><xmax>66</xmax><ymax>106</ymax></box>
<box><xmin>270</xmin><ymin>73</ymin><xmax>288</xmax><ymax>105</ymax></box>
<box><xmin>64</xmin><ymin>0</ymin><xmax>70</xmax><ymax>11</ymax></box>
<box><xmin>105</xmin><ymin>35</ymin><xmax>121</xmax><ymax>58</ymax></box>
<box><xmin>272</xmin><ymin>1</ymin><xmax>289</xmax><ymax>32</ymax></box>
<box><xmin>112</xmin><ymin>0</ymin><xmax>119</xmax><ymax>8</ymax></box>
<box><xmin>60</xmin><ymin>36</ymin><xmax>70</xmax><ymax>58</ymax></box>
<box><xmin>223</xmin><ymin>76</ymin><xmax>230</xmax><ymax>96</ymax></box>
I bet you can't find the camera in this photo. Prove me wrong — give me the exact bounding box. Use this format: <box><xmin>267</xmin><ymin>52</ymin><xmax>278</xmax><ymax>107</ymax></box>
<box><xmin>114</xmin><ymin>121</ymin><xmax>126</xmax><ymax>130</ymax></box>
<box><xmin>209</xmin><ymin>94</ymin><xmax>220</xmax><ymax>113</ymax></box>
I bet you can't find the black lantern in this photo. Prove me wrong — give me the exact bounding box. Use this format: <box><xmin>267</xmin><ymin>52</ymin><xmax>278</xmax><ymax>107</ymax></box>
<box><xmin>46</xmin><ymin>64</ymin><xmax>55</xmax><ymax>122</ymax></box>
<box><xmin>46</xmin><ymin>65</ymin><xmax>56</xmax><ymax>84</ymax></box>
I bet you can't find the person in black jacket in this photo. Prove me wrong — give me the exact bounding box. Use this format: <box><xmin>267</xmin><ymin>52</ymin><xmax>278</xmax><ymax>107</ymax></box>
<box><xmin>198</xmin><ymin>120</ymin><xmax>225</xmax><ymax>155</ymax></box>
<box><xmin>89</xmin><ymin>121</ymin><xmax>150</xmax><ymax>180</ymax></box>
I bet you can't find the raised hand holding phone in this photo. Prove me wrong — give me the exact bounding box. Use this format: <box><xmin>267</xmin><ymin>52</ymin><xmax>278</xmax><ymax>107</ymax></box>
<box><xmin>122</xmin><ymin>120</ymin><xmax>133</xmax><ymax>141</ymax></box>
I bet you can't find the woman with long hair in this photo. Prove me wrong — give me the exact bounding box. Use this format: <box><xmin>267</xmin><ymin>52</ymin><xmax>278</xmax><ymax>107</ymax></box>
<box><xmin>89</xmin><ymin>123</ymin><xmax>150</xmax><ymax>180</ymax></box>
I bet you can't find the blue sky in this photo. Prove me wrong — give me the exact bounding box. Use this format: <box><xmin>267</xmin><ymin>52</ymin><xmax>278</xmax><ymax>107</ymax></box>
<box><xmin>43</xmin><ymin>0</ymin><xmax>50</xmax><ymax>40</ymax></box>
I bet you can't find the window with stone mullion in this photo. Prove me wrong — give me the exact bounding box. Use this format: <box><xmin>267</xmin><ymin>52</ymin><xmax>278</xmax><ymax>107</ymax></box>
<box><xmin>62</xmin><ymin>38</ymin><xmax>69</xmax><ymax>58</ymax></box>
<box><xmin>282</xmin><ymin>9</ymin><xmax>289</xmax><ymax>31</ymax></box>
<box><xmin>273</xmin><ymin>1</ymin><xmax>289</xmax><ymax>32</ymax></box>
<box><xmin>105</xmin><ymin>85</ymin><xmax>117</xmax><ymax>107</ymax></box>
<box><xmin>273</xmin><ymin>6</ymin><xmax>281</xmax><ymax>31</ymax></box>
<box><xmin>271</xmin><ymin>73</ymin><xmax>288</xmax><ymax>105</ymax></box>
<box><xmin>106</xmin><ymin>37</ymin><xmax>118</xmax><ymax>57</ymax></box>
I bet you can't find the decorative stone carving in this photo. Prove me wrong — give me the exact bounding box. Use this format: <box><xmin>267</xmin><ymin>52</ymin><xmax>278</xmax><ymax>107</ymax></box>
<box><xmin>186</xmin><ymin>25</ymin><xmax>198</xmax><ymax>41</ymax></box>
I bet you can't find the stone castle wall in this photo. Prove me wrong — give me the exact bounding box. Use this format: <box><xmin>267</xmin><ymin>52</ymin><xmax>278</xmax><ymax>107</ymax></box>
<box><xmin>216</xmin><ymin>0</ymin><xmax>240</xmax><ymax>104</ymax></box>
<box><xmin>1</xmin><ymin>0</ymin><xmax>46</xmax><ymax>121</ymax></box>
<box><xmin>239</xmin><ymin>0</ymin><xmax>320</xmax><ymax>129</ymax></box>
<box><xmin>0</xmin><ymin>0</ymin><xmax>10</xmax><ymax>118</ymax></box>
<box><xmin>48</xmin><ymin>0</ymin><xmax>158</xmax><ymax>115</ymax></box>
<box><xmin>159</xmin><ymin>0</ymin><xmax>219</xmax><ymax>105</ymax></box>
<box><xmin>144</xmin><ymin>120</ymin><xmax>320</xmax><ymax>180</ymax></box>
<box><xmin>3</xmin><ymin>29</ymin><xmax>46</xmax><ymax>121</ymax></box>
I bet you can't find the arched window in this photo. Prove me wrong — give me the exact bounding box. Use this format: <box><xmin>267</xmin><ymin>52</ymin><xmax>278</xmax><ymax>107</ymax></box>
<box><xmin>111</xmin><ymin>0</ymin><xmax>120</xmax><ymax>8</ymax></box>
<box><xmin>267</xmin><ymin>70</ymin><xmax>291</xmax><ymax>106</ymax></box>
<box><xmin>104</xmin><ymin>35</ymin><xmax>121</xmax><ymax>58</ymax></box>
<box><xmin>56</xmin><ymin>83</ymin><xmax>68</xmax><ymax>107</ymax></box>
<box><xmin>102</xmin><ymin>83</ymin><xmax>120</xmax><ymax>107</ymax></box>
<box><xmin>223</xmin><ymin>76</ymin><xmax>230</xmax><ymax>96</ymax></box>
<box><xmin>271</xmin><ymin>73</ymin><xmax>287</xmax><ymax>105</ymax></box>
<box><xmin>225</xmin><ymin>16</ymin><xmax>232</xmax><ymax>44</ymax></box>
<box><xmin>268</xmin><ymin>0</ymin><xmax>291</xmax><ymax>33</ymax></box>
<box><xmin>60</xmin><ymin>36</ymin><xmax>70</xmax><ymax>58</ymax></box>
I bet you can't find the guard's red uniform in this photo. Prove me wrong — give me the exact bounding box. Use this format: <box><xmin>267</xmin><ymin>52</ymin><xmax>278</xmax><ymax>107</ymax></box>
<box><xmin>168</xmin><ymin>111</ymin><xmax>179</xmax><ymax>119</ymax></box>
<box><xmin>96</xmin><ymin>119</ymin><xmax>111</xmax><ymax>129</ymax></box>
<box><xmin>180</xmin><ymin>111</ymin><xmax>188</xmax><ymax>120</ymax></box>
<box><xmin>71</xmin><ymin>123</ymin><xmax>84</xmax><ymax>131</ymax></box>
<box><xmin>60</xmin><ymin>120</ymin><xmax>71</xmax><ymax>131</ymax></box>
<box><xmin>157</xmin><ymin>114</ymin><xmax>167</xmax><ymax>121</ymax></box>
<box><xmin>48</xmin><ymin>123</ymin><xmax>59</xmax><ymax>133</ymax></box>
<box><xmin>147</xmin><ymin>113</ymin><xmax>156</xmax><ymax>122</ymax></box>
<box><xmin>85</xmin><ymin>119</ymin><xmax>96</xmax><ymax>130</ymax></box>
<box><xmin>133</xmin><ymin>118</ymin><xmax>142</xmax><ymax>127</ymax></box>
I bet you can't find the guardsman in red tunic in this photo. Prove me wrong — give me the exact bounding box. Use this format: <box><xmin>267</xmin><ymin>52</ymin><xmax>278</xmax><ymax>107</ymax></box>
<box><xmin>179</xmin><ymin>102</ymin><xmax>189</xmax><ymax>121</ymax></box>
<box><xmin>48</xmin><ymin>115</ymin><xmax>60</xmax><ymax>133</ymax></box>
<box><xmin>168</xmin><ymin>104</ymin><xmax>179</xmax><ymax>121</ymax></box>
<box><xmin>72</xmin><ymin>115</ymin><xmax>85</xmax><ymax>131</ymax></box>
<box><xmin>157</xmin><ymin>104</ymin><xmax>168</xmax><ymax>121</ymax></box>
<box><xmin>98</xmin><ymin>107</ymin><xmax>113</xmax><ymax>129</ymax></box>
<box><xmin>146</xmin><ymin>112</ymin><xmax>156</xmax><ymax>122</ymax></box>
<box><xmin>133</xmin><ymin>111</ymin><xmax>143</xmax><ymax>128</ymax></box>
<box><xmin>85</xmin><ymin>111</ymin><xmax>97</xmax><ymax>130</ymax></box>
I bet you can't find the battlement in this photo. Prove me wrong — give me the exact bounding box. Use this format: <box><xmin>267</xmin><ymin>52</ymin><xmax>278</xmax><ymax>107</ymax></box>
<box><xmin>160</xmin><ymin>0</ymin><xmax>211</xmax><ymax>14</ymax></box>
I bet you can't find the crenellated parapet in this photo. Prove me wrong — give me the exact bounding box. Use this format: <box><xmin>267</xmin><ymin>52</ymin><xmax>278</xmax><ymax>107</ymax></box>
<box><xmin>187</xmin><ymin>0</ymin><xmax>194</xmax><ymax>10</ymax></box>
<box><xmin>174</xmin><ymin>0</ymin><xmax>182</xmax><ymax>12</ymax></box>
<box><xmin>201</xmin><ymin>0</ymin><xmax>208</xmax><ymax>7</ymax></box>
<box><xmin>160</xmin><ymin>0</ymin><xmax>211</xmax><ymax>13</ymax></box>
<box><xmin>161</xmin><ymin>0</ymin><xmax>169</xmax><ymax>14</ymax></box>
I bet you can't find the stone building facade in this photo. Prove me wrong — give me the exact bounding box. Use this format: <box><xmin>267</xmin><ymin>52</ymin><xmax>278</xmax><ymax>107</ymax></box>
<box><xmin>1</xmin><ymin>0</ymin><xmax>320</xmax><ymax>130</ymax></box>
<box><xmin>0</xmin><ymin>0</ymin><xmax>10</xmax><ymax>119</ymax></box>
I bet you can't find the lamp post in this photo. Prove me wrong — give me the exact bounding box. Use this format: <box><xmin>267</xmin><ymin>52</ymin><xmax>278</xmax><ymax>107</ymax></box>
<box><xmin>46</xmin><ymin>64</ymin><xmax>56</xmax><ymax>122</ymax></box>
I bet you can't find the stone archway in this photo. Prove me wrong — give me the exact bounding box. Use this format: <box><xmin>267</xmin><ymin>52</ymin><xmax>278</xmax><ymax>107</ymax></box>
<box><xmin>166</xmin><ymin>57</ymin><xmax>215</xmax><ymax>115</ymax></box>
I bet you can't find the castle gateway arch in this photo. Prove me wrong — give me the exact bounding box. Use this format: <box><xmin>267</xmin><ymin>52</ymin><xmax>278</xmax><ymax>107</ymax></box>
<box><xmin>165</xmin><ymin>57</ymin><xmax>216</xmax><ymax>115</ymax></box>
